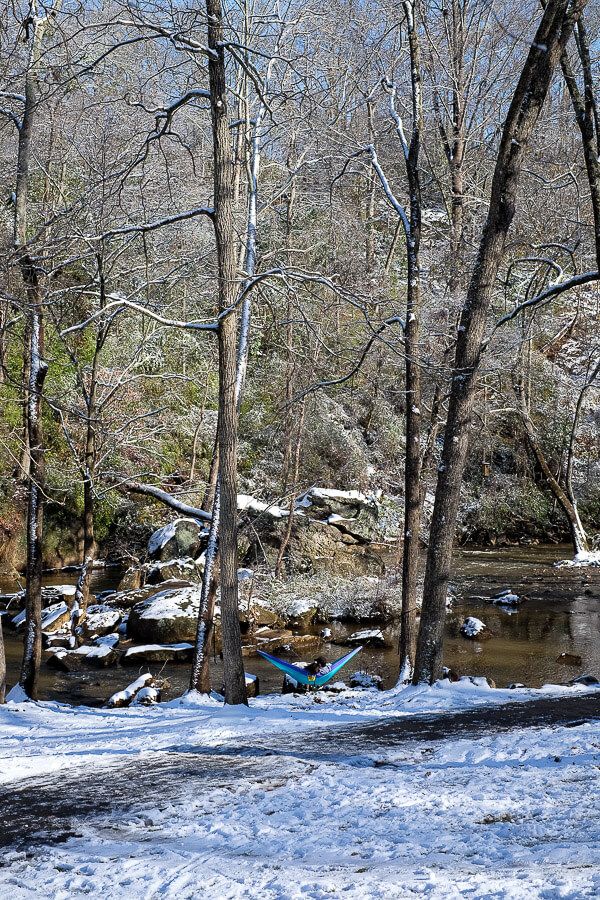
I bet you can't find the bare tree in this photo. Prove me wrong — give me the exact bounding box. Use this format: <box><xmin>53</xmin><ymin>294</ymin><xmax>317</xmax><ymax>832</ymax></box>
<box><xmin>414</xmin><ymin>0</ymin><xmax>590</xmax><ymax>686</ymax></box>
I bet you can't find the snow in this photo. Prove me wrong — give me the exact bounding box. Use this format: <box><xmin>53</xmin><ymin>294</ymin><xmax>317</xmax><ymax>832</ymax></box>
<box><xmin>135</xmin><ymin>586</ymin><xmax>199</xmax><ymax>620</ymax></box>
<box><xmin>461</xmin><ymin>616</ymin><xmax>487</xmax><ymax>638</ymax></box>
<box><xmin>124</xmin><ymin>642</ymin><xmax>193</xmax><ymax>657</ymax></box>
<box><xmin>82</xmin><ymin>604</ymin><xmax>122</xmax><ymax>633</ymax></box>
<box><xmin>556</xmin><ymin>550</ymin><xmax>600</xmax><ymax>568</ymax></box>
<box><xmin>106</xmin><ymin>674</ymin><xmax>153</xmax><ymax>708</ymax></box>
<box><xmin>148</xmin><ymin>519</ymin><xmax>207</xmax><ymax>557</ymax></box>
<box><xmin>147</xmin><ymin>521</ymin><xmax>178</xmax><ymax>555</ymax></box>
<box><xmin>0</xmin><ymin>680</ymin><xmax>599</xmax><ymax>898</ymax></box>
<box><xmin>12</xmin><ymin>601</ymin><xmax>68</xmax><ymax>630</ymax></box>
<box><xmin>306</xmin><ymin>487</ymin><xmax>371</xmax><ymax>503</ymax></box>
<box><xmin>237</xmin><ymin>494</ymin><xmax>288</xmax><ymax>518</ymax></box>
<box><xmin>492</xmin><ymin>590</ymin><xmax>522</xmax><ymax>606</ymax></box>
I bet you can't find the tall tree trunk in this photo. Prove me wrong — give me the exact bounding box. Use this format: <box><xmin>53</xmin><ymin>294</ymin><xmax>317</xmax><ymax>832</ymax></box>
<box><xmin>206</xmin><ymin>0</ymin><xmax>247</xmax><ymax>705</ymax></box>
<box><xmin>190</xmin><ymin>482</ymin><xmax>221</xmax><ymax>693</ymax></box>
<box><xmin>560</xmin><ymin>15</ymin><xmax>600</xmax><ymax>266</ymax></box>
<box><xmin>413</xmin><ymin>0</ymin><xmax>586</xmax><ymax>685</ymax></box>
<box><xmin>398</xmin><ymin>0</ymin><xmax>423</xmax><ymax>681</ymax></box>
<box><xmin>0</xmin><ymin>613</ymin><xmax>6</xmax><ymax>703</ymax></box>
<box><xmin>14</xmin><ymin>8</ymin><xmax>53</xmax><ymax>699</ymax></box>
<box><xmin>19</xmin><ymin>302</ymin><xmax>48</xmax><ymax>698</ymax></box>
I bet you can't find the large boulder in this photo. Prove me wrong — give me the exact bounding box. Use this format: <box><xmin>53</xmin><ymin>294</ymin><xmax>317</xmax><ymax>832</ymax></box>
<box><xmin>79</xmin><ymin>604</ymin><xmax>123</xmax><ymax>639</ymax></box>
<box><xmin>105</xmin><ymin>579</ymin><xmax>195</xmax><ymax>610</ymax></box>
<box><xmin>296</xmin><ymin>488</ymin><xmax>383</xmax><ymax>542</ymax></box>
<box><xmin>147</xmin><ymin>518</ymin><xmax>207</xmax><ymax>563</ymax></box>
<box><xmin>128</xmin><ymin>585</ymin><xmax>200</xmax><ymax>643</ymax></box>
<box><xmin>247</xmin><ymin>517</ymin><xmax>386</xmax><ymax>576</ymax></box>
<box><xmin>46</xmin><ymin>643</ymin><xmax>120</xmax><ymax>671</ymax></box>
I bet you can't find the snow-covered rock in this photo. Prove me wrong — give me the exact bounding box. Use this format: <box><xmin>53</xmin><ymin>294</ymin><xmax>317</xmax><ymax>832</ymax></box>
<box><xmin>128</xmin><ymin>586</ymin><xmax>200</xmax><ymax>643</ymax></box>
<box><xmin>106</xmin><ymin>673</ymin><xmax>153</xmax><ymax>708</ymax></box>
<box><xmin>46</xmin><ymin>643</ymin><xmax>120</xmax><ymax>671</ymax></box>
<box><xmin>146</xmin><ymin>556</ymin><xmax>203</xmax><ymax>585</ymax></box>
<box><xmin>492</xmin><ymin>589</ymin><xmax>524</xmax><ymax>606</ymax></box>
<box><xmin>147</xmin><ymin>518</ymin><xmax>207</xmax><ymax>562</ymax></box>
<box><xmin>344</xmin><ymin>628</ymin><xmax>386</xmax><ymax>647</ymax></box>
<box><xmin>460</xmin><ymin>617</ymin><xmax>488</xmax><ymax>640</ymax></box>
<box><xmin>12</xmin><ymin>601</ymin><xmax>70</xmax><ymax>633</ymax></box>
<box><xmin>237</xmin><ymin>494</ymin><xmax>288</xmax><ymax>519</ymax></box>
<box><xmin>131</xmin><ymin>686</ymin><xmax>161</xmax><ymax>706</ymax></box>
<box><xmin>123</xmin><ymin>643</ymin><xmax>194</xmax><ymax>664</ymax></box>
<box><xmin>79</xmin><ymin>604</ymin><xmax>123</xmax><ymax>638</ymax></box>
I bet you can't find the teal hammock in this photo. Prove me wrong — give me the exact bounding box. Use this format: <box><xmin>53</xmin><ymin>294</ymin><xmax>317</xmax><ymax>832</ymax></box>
<box><xmin>257</xmin><ymin>646</ymin><xmax>362</xmax><ymax>687</ymax></box>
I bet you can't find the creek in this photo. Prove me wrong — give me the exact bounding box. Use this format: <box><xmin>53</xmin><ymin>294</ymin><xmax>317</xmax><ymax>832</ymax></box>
<box><xmin>1</xmin><ymin>545</ymin><xmax>598</xmax><ymax>704</ymax></box>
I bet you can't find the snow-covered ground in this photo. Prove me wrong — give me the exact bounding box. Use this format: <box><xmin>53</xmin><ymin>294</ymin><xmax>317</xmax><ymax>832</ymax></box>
<box><xmin>1</xmin><ymin>681</ymin><xmax>599</xmax><ymax>898</ymax></box>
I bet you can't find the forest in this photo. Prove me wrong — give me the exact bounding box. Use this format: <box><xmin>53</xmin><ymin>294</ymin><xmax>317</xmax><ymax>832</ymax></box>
<box><xmin>0</xmin><ymin>2</ymin><xmax>599</xmax><ymax>897</ymax></box>
<box><xmin>0</xmin><ymin>0</ymin><xmax>599</xmax><ymax>707</ymax></box>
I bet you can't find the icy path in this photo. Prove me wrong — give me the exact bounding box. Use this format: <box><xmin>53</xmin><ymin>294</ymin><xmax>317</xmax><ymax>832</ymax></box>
<box><xmin>0</xmin><ymin>692</ymin><xmax>599</xmax><ymax>898</ymax></box>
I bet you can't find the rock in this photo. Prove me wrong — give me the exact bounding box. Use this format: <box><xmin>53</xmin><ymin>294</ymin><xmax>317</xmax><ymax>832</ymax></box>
<box><xmin>12</xmin><ymin>601</ymin><xmax>70</xmax><ymax>633</ymax></box>
<box><xmin>94</xmin><ymin>633</ymin><xmax>120</xmax><ymax>648</ymax></box>
<box><xmin>79</xmin><ymin>604</ymin><xmax>123</xmax><ymax>639</ymax></box>
<box><xmin>245</xmin><ymin>673</ymin><xmax>259</xmax><ymax>698</ymax></box>
<box><xmin>249</xmin><ymin>602</ymin><xmax>281</xmax><ymax>628</ymax></box>
<box><xmin>147</xmin><ymin>518</ymin><xmax>207</xmax><ymax>563</ymax></box>
<box><xmin>460</xmin><ymin>617</ymin><xmax>489</xmax><ymax>640</ymax></box>
<box><xmin>569</xmin><ymin>674</ymin><xmax>599</xmax><ymax>686</ymax></box>
<box><xmin>349</xmin><ymin>671</ymin><xmax>382</xmax><ymax>690</ymax></box>
<box><xmin>106</xmin><ymin>673</ymin><xmax>153</xmax><ymax>708</ymax></box>
<box><xmin>283</xmin><ymin>599</ymin><xmax>318</xmax><ymax>629</ymax></box>
<box><xmin>108</xmin><ymin>579</ymin><xmax>195</xmax><ymax>611</ymax></box>
<box><xmin>492</xmin><ymin>590</ymin><xmax>524</xmax><ymax>606</ymax></box>
<box><xmin>132</xmin><ymin>686</ymin><xmax>161</xmax><ymax>706</ymax></box>
<box><xmin>122</xmin><ymin>643</ymin><xmax>194</xmax><ymax>664</ymax></box>
<box><xmin>343</xmin><ymin>628</ymin><xmax>386</xmax><ymax>647</ymax></box>
<box><xmin>274</xmin><ymin>634</ymin><xmax>323</xmax><ymax>654</ymax></box>
<box><xmin>42</xmin><ymin>633</ymin><xmax>73</xmax><ymax>650</ymax></box>
<box><xmin>46</xmin><ymin>644</ymin><xmax>120</xmax><ymax>671</ymax></box>
<box><xmin>254</xmin><ymin>627</ymin><xmax>294</xmax><ymax>644</ymax></box>
<box><xmin>146</xmin><ymin>557</ymin><xmax>203</xmax><ymax>585</ymax></box>
<box><xmin>243</xmin><ymin>515</ymin><xmax>386</xmax><ymax>576</ymax></box>
<box><xmin>442</xmin><ymin>667</ymin><xmax>460</xmax><ymax>682</ymax></box>
<box><xmin>282</xmin><ymin>666</ymin><xmax>309</xmax><ymax>694</ymax></box>
<box><xmin>117</xmin><ymin>567</ymin><xmax>142</xmax><ymax>592</ymax></box>
<box><xmin>128</xmin><ymin>585</ymin><xmax>200</xmax><ymax>643</ymax></box>
<box><xmin>244</xmin><ymin>628</ymin><xmax>294</xmax><ymax>656</ymax></box>
<box><xmin>296</xmin><ymin>488</ymin><xmax>383</xmax><ymax>542</ymax></box>
<box><xmin>557</xmin><ymin>652</ymin><xmax>583</xmax><ymax>666</ymax></box>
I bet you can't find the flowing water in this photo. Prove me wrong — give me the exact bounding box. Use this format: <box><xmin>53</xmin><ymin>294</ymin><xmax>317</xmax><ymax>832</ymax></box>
<box><xmin>1</xmin><ymin>545</ymin><xmax>598</xmax><ymax>703</ymax></box>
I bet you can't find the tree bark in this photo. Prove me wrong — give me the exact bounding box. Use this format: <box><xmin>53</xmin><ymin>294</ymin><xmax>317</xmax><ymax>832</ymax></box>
<box><xmin>413</xmin><ymin>0</ymin><xmax>587</xmax><ymax>685</ymax></box>
<box><xmin>398</xmin><ymin>0</ymin><xmax>423</xmax><ymax>681</ymax></box>
<box><xmin>19</xmin><ymin>303</ymin><xmax>48</xmax><ymax>699</ymax></box>
<box><xmin>560</xmin><ymin>15</ymin><xmax>600</xmax><ymax>266</ymax></box>
<box><xmin>207</xmin><ymin>0</ymin><xmax>247</xmax><ymax>705</ymax></box>
<box><xmin>0</xmin><ymin>613</ymin><xmax>5</xmax><ymax>704</ymax></box>
<box><xmin>190</xmin><ymin>481</ymin><xmax>221</xmax><ymax>693</ymax></box>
